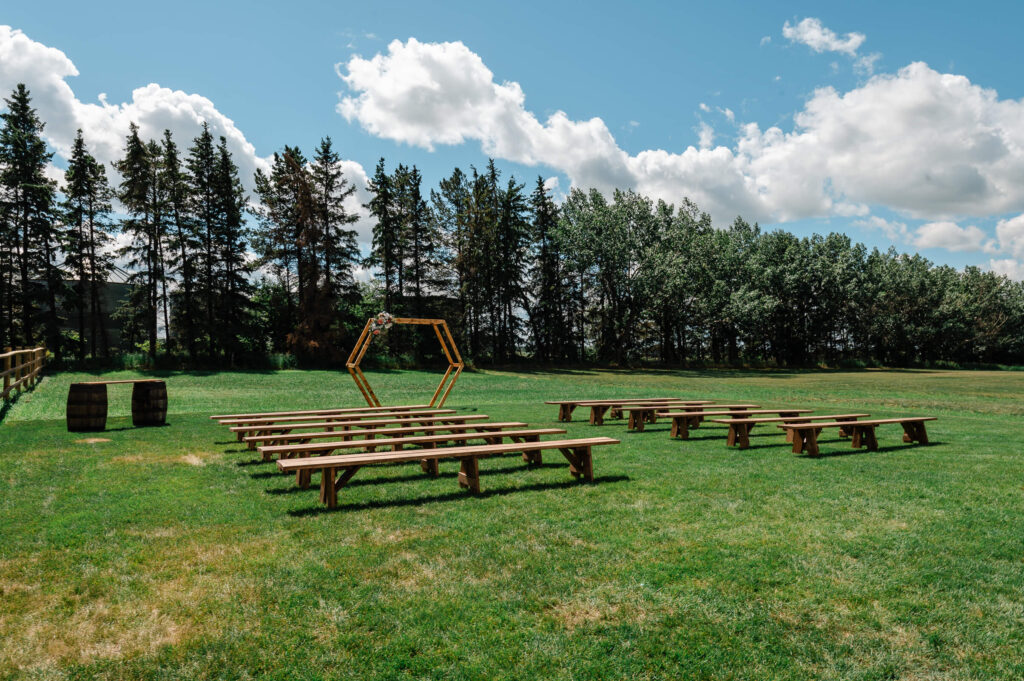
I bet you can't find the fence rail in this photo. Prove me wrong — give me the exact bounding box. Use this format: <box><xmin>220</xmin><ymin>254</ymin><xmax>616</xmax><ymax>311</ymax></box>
<box><xmin>1</xmin><ymin>346</ymin><xmax>47</xmax><ymax>402</ymax></box>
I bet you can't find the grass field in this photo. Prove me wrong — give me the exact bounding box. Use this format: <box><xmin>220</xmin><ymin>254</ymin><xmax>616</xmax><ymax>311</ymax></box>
<box><xmin>1</xmin><ymin>367</ymin><xmax>1022</xmax><ymax>680</ymax></box>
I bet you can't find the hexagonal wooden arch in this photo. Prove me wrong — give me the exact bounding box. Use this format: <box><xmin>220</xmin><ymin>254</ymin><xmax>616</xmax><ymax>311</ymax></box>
<box><xmin>346</xmin><ymin>317</ymin><xmax>464</xmax><ymax>408</ymax></box>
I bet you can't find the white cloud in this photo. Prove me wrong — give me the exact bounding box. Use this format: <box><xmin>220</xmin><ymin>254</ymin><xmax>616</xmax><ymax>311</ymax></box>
<box><xmin>989</xmin><ymin>258</ymin><xmax>1024</xmax><ymax>281</ymax></box>
<box><xmin>853</xmin><ymin>216</ymin><xmax>908</xmax><ymax>241</ymax></box>
<box><xmin>760</xmin><ymin>36</ymin><xmax>771</xmax><ymax>47</ymax></box>
<box><xmin>994</xmin><ymin>213</ymin><xmax>1024</xmax><ymax>259</ymax></box>
<box><xmin>783</xmin><ymin>17</ymin><xmax>866</xmax><ymax>56</ymax></box>
<box><xmin>0</xmin><ymin>25</ymin><xmax>375</xmax><ymax>244</ymax></box>
<box><xmin>696</xmin><ymin>122</ymin><xmax>714</xmax><ymax>149</ymax></box>
<box><xmin>336</xmin><ymin>39</ymin><xmax>1024</xmax><ymax>229</ymax></box>
<box><xmin>855</xmin><ymin>52</ymin><xmax>882</xmax><ymax>77</ymax></box>
<box><xmin>699</xmin><ymin>102</ymin><xmax>710</xmax><ymax>112</ymax></box>
<box><xmin>912</xmin><ymin>221</ymin><xmax>987</xmax><ymax>251</ymax></box>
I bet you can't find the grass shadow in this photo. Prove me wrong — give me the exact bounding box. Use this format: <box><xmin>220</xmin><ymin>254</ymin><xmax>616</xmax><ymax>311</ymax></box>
<box><xmin>798</xmin><ymin>442</ymin><xmax>945</xmax><ymax>458</ymax></box>
<box><xmin>286</xmin><ymin>474</ymin><xmax>631</xmax><ymax>516</ymax></box>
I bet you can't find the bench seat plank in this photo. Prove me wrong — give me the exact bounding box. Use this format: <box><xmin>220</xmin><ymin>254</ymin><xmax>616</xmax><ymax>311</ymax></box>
<box><xmin>657</xmin><ymin>409</ymin><xmax>814</xmax><ymax>437</ymax></box>
<box><xmin>212</xmin><ymin>403</ymin><xmax>428</xmax><ymax>419</ymax></box>
<box><xmin>232</xmin><ymin>414</ymin><xmax>490</xmax><ymax>449</ymax></box>
<box><xmin>544</xmin><ymin>398</ymin><xmax>711</xmax><ymax>422</ymax></box>
<box><xmin>780</xmin><ymin>417</ymin><xmax>937</xmax><ymax>456</ymax></box>
<box><xmin>218</xmin><ymin>407</ymin><xmax>455</xmax><ymax>427</ymax></box>
<box><xmin>709</xmin><ymin>414</ymin><xmax>871</xmax><ymax>448</ymax></box>
<box><xmin>244</xmin><ymin>421</ymin><xmax>529</xmax><ymax>450</ymax></box>
<box><xmin>276</xmin><ymin>437</ymin><xmax>621</xmax><ymax>508</ymax></box>
<box><xmin>259</xmin><ymin>427</ymin><xmax>568</xmax><ymax>461</ymax></box>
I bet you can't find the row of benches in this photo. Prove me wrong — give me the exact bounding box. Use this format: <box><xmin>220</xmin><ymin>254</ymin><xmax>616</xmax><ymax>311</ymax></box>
<box><xmin>211</xmin><ymin>405</ymin><xmax>620</xmax><ymax>508</ymax></box>
<box><xmin>544</xmin><ymin>397</ymin><xmax>937</xmax><ymax>457</ymax></box>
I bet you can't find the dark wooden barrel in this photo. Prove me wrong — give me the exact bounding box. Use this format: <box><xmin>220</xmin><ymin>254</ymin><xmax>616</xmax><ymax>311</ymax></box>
<box><xmin>67</xmin><ymin>383</ymin><xmax>108</xmax><ymax>432</ymax></box>
<box><xmin>132</xmin><ymin>380</ymin><xmax>167</xmax><ymax>426</ymax></box>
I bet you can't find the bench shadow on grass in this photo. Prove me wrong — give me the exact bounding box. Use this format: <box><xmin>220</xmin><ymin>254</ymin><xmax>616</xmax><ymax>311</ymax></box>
<box><xmin>796</xmin><ymin>441</ymin><xmax>944</xmax><ymax>458</ymax></box>
<box><xmin>285</xmin><ymin>474</ymin><xmax>631</xmax><ymax>516</ymax></box>
<box><xmin>259</xmin><ymin>460</ymin><xmax>568</xmax><ymax>485</ymax></box>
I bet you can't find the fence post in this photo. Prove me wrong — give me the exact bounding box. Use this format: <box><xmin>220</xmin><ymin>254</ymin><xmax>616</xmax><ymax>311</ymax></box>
<box><xmin>2</xmin><ymin>347</ymin><xmax>10</xmax><ymax>398</ymax></box>
<box><xmin>14</xmin><ymin>347</ymin><xmax>23</xmax><ymax>393</ymax></box>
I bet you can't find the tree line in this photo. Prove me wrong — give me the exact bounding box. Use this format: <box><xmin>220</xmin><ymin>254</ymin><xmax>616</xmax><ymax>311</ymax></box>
<box><xmin>2</xmin><ymin>84</ymin><xmax>1022</xmax><ymax>368</ymax></box>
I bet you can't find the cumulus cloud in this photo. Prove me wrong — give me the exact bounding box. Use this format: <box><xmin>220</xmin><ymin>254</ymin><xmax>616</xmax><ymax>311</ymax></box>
<box><xmin>0</xmin><ymin>25</ymin><xmax>375</xmax><ymax>243</ymax></box>
<box><xmin>994</xmin><ymin>213</ymin><xmax>1024</xmax><ymax>259</ymax></box>
<box><xmin>336</xmin><ymin>39</ymin><xmax>1024</xmax><ymax>230</ymax></box>
<box><xmin>989</xmin><ymin>258</ymin><xmax>1024</xmax><ymax>281</ymax></box>
<box><xmin>912</xmin><ymin>221</ymin><xmax>987</xmax><ymax>251</ymax></box>
<box><xmin>783</xmin><ymin>17</ymin><xmax>866</xmax><ymax>56</ymax></box>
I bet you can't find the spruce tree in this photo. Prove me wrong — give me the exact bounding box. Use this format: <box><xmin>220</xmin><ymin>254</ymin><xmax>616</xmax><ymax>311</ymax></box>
<box><xmin>62</xmin><ymin>130</ymin><xmax>115</xmax><ymax>359</ymax></box>
<box><xmin>0</xmin><ymin>84</ymin><xmax>60</xmax><ymax>352</ymax></box>
<box><xmin>186</xmin><ymin>123</ymin><xmax>219</xmax><ymax>356</ymax></box>
<box><xmin>160</xmin><ymin>130</ymin><xmax>199</xmax><ymax>359</ymax></box>
<box><xmin>366</xmin><ymin>158</ymin><xmax>399</xmax><ymax>311</ymax></box>
<box><xmin>114</xmin><ymin>123</ymin><xmax>160</xmax><ymax>359</ymax></box>
<box><xmin>212</xmin><ymin>135</ymin><xmax>251</xmax><ymax>360</ymax></box>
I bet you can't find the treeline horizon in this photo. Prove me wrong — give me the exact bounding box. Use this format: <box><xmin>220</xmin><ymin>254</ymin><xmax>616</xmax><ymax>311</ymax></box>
<box><xmin>2</xmin><ymin>83</ymin><xmax>1023</xmax><ymax>370</ymax></box>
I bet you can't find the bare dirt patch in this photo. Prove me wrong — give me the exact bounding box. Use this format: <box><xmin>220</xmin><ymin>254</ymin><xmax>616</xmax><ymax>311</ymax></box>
<box><xmin>75</xmin><ymin>438</ymin><xmax>111</xmax><ymax>444</ymax></box>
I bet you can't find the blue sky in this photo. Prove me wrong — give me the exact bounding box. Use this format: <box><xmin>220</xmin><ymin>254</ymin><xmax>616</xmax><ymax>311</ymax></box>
<box><xmin>3</xmin><ymin>1</ymin><xmax>1024</xmax><ymax>277</ymax></box>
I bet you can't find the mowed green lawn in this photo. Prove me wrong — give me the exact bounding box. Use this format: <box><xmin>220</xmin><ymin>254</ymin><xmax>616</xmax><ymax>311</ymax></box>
<box><xmin>1</xmin><ymin>367</ymin><xmax>1022</xmax><ymax>680</ymax></box>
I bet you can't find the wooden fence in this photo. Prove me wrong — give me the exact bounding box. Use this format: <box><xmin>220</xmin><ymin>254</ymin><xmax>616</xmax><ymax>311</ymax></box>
<box><xmin>1</xmin><ymin>346</ymin><xmax>47</xmax><ymax>403</ymax></box>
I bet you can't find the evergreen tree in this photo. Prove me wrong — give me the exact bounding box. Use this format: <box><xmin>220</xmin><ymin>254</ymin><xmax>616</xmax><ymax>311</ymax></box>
<box><xmin>186</xmin><ymin>123</ymin><xmax>220</xmax><ymax>356</ymax></box>
<box><xmin>212</xmin><ymin>135</ymin><xmax>252</xmax><ymax>360</ymax></box>
<box><xmin>527</xmin><ymin>177</ymin><xmax>564</xmax><ymax>361</ymax></box>
<box><xmin>113</xmin><ymin>123</ymin><xmax>161</xmax><ymax>359</ymax></box>
<box><xmin>0</xmin><ymin>84</ymin><xmax>60</xmax><ymax>353</ymax></box>
<box><xmin>366</xmin><ymin>158</ymin><xmax>400</xmax><ymax>311</ymax></box>
<box><xmin>62</xmin><ymin>130</ymin><xmax>115</xmax><ymax>360</ymax></box>
<box><xmin>160</xmin><ymin>130</ymin><xmax>200</xmax><ymax>359</ymax></box>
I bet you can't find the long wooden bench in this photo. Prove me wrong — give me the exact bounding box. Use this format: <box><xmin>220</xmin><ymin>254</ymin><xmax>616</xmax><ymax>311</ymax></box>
<box><xmin>544</xmin><ymin>398</ymin><xmax>703</xmax><ymax>422</ymax></box>
<box><xmin>276</xmin><ymin>437</ymin><xmax>621</xmax><ymax>508</ymax></box>
<box><xmin>657</xmin><ymin>409</ymin><xmax>814</xmax><ymax>438</ymax></box>
<box><xmin>231</xmin><ymin>414</ymin><xmax>491</xmax><ymax>449</ymax></box>
<box><xmin>624</xmin><ymin>403</ymin><xmax>760</xmax><ymax>431</ymax></box>
<box><xmin>244</xmin><ymin>421</ymin><xmax>530</xmax><ymax>455</ymax></box>
<box><xmin>709</xmin><ymin>413</ymin><xmax>871</xmax><ymax>449</ymax></box>
<box><xmin>579</xmin><ymin>399</ymin><xmax>717</xmax><ymax>426</ymax></box>
<box><xmin>780</xmin><ymin>417</ymin><xmax>937</xmax><ymax>457</ymax></box>
<box><xmin>211</xmin><ymin>404</ymin><xmax>429</xmax><ymax>422</ymax></box>
<box><xmin>218</xmin><ymin>407</ymin><xmax>455</xmax><ymax>427</ymax></box>
<box><xmin>265</xmin><ymin>428</ymin><xmax>569</xmax><ymax>486</ymax></box>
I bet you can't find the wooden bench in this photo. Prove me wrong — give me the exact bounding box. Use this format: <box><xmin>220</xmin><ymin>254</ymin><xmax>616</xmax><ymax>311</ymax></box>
<box><xmin>709</xmin><ymin>413</ymin><xmax>871</xmax><ymax>449</ymax></box>
<box><xmin>657</xmin><ymin>409</ymin><xmax>814</xmax><ymax>438</ymax></box>
<box><xmin>231</xmin><ymin>414</ymin><xmax>491</xmax><ymax>449</ymax></box>
<box><xmin>276</xmin><ymin>437</ymin><xmax>621</xmax><ymax>508</ymax></box>
<box><xmin>579</xmin><ymin>399</ymin><xmax>718</xmax><ymax>426</ymax></box>
<box><xmin>624</xmin><ymin>403</ymin><xmax>760</xmax><ymax>431</ymax></box>
<box><xmin>211</xmin><ymin>404</ymin><xmax>429</xmax><ymax>423</ymax></box>
<box><xmin>218</xmin><ymin>407</ymin><xmax>455</xmax><ymax>428</ymax></box>
<box><xmin>265</xmin><ymin>428</ymin><xmax>568</xmax><ymax>486</ymax></box>
<box><xmin>244</xmin><ymin>421</ymin><xmax>530</xmax><ymax>455</ymax></box>
<box><xmin>780</xmin><ymin>417</ymin><xmax>937</xmax><ymax>457</ymax></box>
<box><xmin>544</xmin><ymin>397</ymin><xmax>703</xmax><ymax>422</ymax></box>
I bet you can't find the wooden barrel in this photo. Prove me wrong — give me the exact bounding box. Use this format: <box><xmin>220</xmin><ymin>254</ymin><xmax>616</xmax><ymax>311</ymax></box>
<box><xmin>132</xmin><ymin>380</ymin><xmax>167</xmax><ymax>426</ymax></box>
<box><xmin>67</xmin><ymin>383</ymin><xmax>108</xmax><ymax>432</ymax></box>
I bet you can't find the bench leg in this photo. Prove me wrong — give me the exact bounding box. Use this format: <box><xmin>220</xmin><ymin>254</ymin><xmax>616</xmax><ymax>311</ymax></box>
<box><xmin>560</xmin><ymin>446</ymin><xmax>593</xmax><ymax>481</ymax></box>
<box><xmin>791</xmin><ymin>429</ymin><xmax>805</xmax><ymax>453</ymax></box>
<box><xmin>609</xmin><ymin>406</ymin><xmax>622</xmax><ymax>419</ymax></box>
<box><xmin>726</xmin><ymin>424</ymin><xmax>738</xmax><ymax>447</ymax></box>
<box><xmin>320</xmin><ymin>468</ymin><xmax>337</xmax><ymax>508</ymax></box>
<box><xmin>838</xmin><ymin>418</ymin><xmax>854</xmax><ymax>438</ymax></box>
<box><xmin>419</xmin><ymin>441</ymin><xmax>438</xmax><ymax>474</ymax></box>
<box><xmin>862</xmin><ymin>426</ymin><xmax>878</xmax><ymax>451</ymax></box>
<box><xmin>671</xmin><ymin>417</ymin><xmax>689</xmax><ymax>439</ymax></box>
<box><xmin>522</xmin><ymin>435</ymin><xmax>542</xmax><ymax>465</ymax></box>
<box><xmin>804</xmin><ymin>428</ymin><xmax>820</xmax><ymax>457</ymax></box>
<box><xmin>558</xmin><ymin>404</ymin><xmax>575</xmax><ymax>422</ymax></box>
<box><xmin>915</xmin><ymin>422</ymin><xmax>929</xmax><ymax>445</ymax></box>
<box><xmin>737</xmin><ymin>423</ymin><xmax>751</xmax><ymax>450</ymax></box>
<box><xmin>590</xmin><ymin>405</ymin><xmax>608</xmax><ymax>426</ymax></box>
<box><xmin>458</xmin><ymin>457</ymin><xmax>481</xmax><ymax>493</ymax></box>
<box><xmin>646</xmin><ymin>410</ymin><xmax>657</xmax><ymax>424</ymax></box>
<box><xmin>297</xmin><ymin>468</ymin><xmax>312</xmax><ymax>489</ymax></box>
